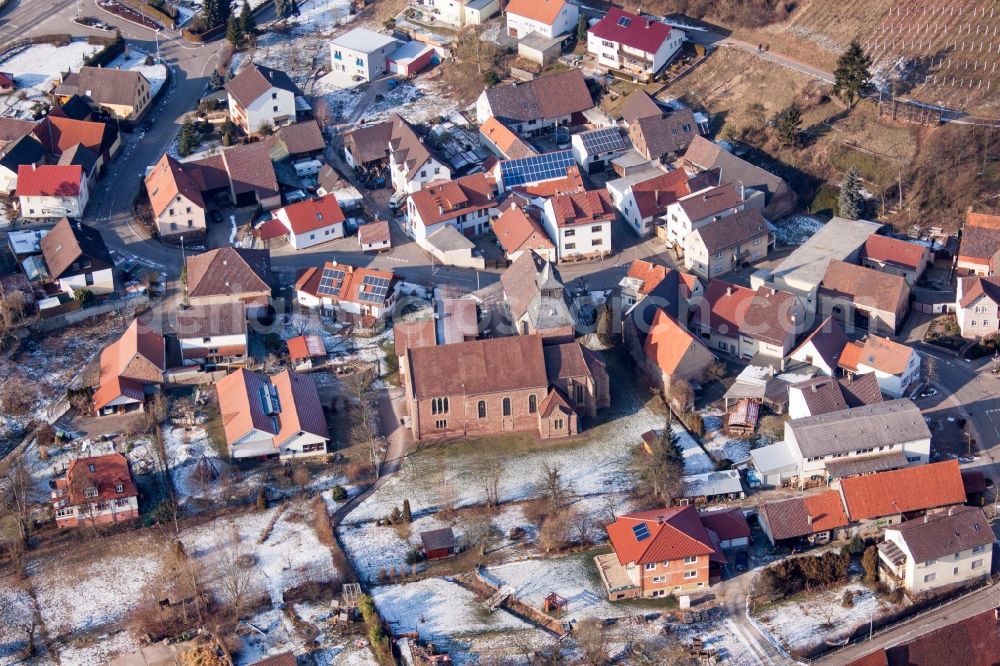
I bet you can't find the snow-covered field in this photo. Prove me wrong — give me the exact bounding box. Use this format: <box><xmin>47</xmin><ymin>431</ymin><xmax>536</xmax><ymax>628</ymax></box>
<box><xmin>0</xmin><ymin>581</ymin><xmax>36</xmax><ymax>666</ymax></box>
<box><xmin>756</xmin><ymin>582</ymin><xmax>899</xmax><ymax>653</ymax></box>
<box><xmin>675</xmin><ymin>423</ymin><xmax>716</xmax><ymax>474</ymax></box>
<box><xmin>773</xmin><ymin>214</ymin><xmax>825</xmax><ymax>246</ymax></box>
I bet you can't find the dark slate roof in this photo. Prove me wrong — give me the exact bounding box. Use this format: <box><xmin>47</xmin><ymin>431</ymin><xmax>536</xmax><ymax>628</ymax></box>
<box><xmin>54</xmin><ymin>67</ymin><xmax>148</xmax><ymax>106</ymax></box>
<box><xmin>824</xmin><ymin>450</ymin><xmax>908</xmax><ymax>479</ymax></box>
<box><xmin>892</xmin><ymin>506</ymin><xmax>993</xmax><ymax>564</ymax></box>
<box><xmin>0</xmin><ymin>133</ymin><xmax>45</xmax><ymax>172</ymax></box>
<box><xmin>343</xmin><ymin>120</ymin><xmax>393</xmax><ymax>165</ymax></box>
<box><xmin>692</xmin><ymin>207</ymin><xmax>768</xmax><ymax>254</ymax></box>
<box><xmin>55</xmin><ymin>94</ymin><xmax>94</xmax><ymax>121</ymax></box>
<box><xmin>483</xmin><ymin>69</ymin><xmax>592</xmax><ymax>123</ymax></box>
<box><xmin>40</xmin><ymin>217</ymin><xmax>113</xmax><ymax>279</ymax></box>
<box><xmin>420</xmin><ymin>527</ymin><xmax>456</xmax><ymax>552</ymax></box>
<box><xmin>57</xmin><ymin>143</ymin><xmax>99</xmax><ymax>174</ymax></box>
<box><xmin>787</xmin><ymin>399</ymin><xmax>930</xmax><ymax>459</ymax></box>
<box><xmin>790</xmin><ymin>315</ymin><xmax>849</xmax><ymax>370</ymax></box>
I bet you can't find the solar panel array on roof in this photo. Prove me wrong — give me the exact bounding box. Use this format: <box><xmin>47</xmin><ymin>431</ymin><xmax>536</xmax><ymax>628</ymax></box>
<box><xmin>579</xmin><ymin>127</ymin><xmax>628</xmax><ymax>155</ymax></box>
<box><xmin>632</xmin><ymin>522</ymin><xmax>650</xmax><ymax>541</ymax></box>
<box><xmin>499</xmin><ymin>150</ymin><xmax>575</xmax><ymax>188</ymax></box>
<box><xmin>358</xmin><ymin>274</ymin><xmax>391</xmax><ymax>303</ymax></box>
<box><xmin>318</xmin><ymin>266</ymin><xmax>346</xmax><ymax>297</ymax></box>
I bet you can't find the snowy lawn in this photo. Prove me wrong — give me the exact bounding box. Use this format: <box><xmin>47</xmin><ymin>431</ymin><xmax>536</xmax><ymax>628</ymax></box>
<box><xmin>702</xmin><ymin>409</ymin><xmax>756</xmax><ymax>465</ymax></box>
<box><xmin>755</xmin><ymin>582</ymin><xmax>900</xmax><ymax>654</ymax></box>
<box><xmin>0</xmin><ymin>41</ymin><xmax>99</xmax><ymax>91</ymax></box>
<box><xmin>672</xmin><ymin>618</ymin><xmax>764</xmax><ymax>666</ymax></box>
<box><xmin>107</xmin><ymin>48</ymin><xmax>169</xmax><ymax>97</ymax></box>
<box><xmin>236</xmin><ymin>603</ymin><xmax>379</xmax><ymax>666</ymax></box>
<box><xmin>773</xmin><ymin>214</ymin><xmax>825</xmax><ymax>246</ymax></box>
<box><xmin>0</xmin><ymin>581</ymin><xmax>35</xmax><ymax>666</ymax></box>
<box><xmin>674</xmin><ymin>423</ymin><xmax>716</xmax><ymax>474</ymax></box>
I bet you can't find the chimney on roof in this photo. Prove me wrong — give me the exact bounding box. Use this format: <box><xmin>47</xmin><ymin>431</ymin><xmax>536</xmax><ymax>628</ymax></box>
<box><xmin>646</xmin><ymin>19</ymin><xmax>653</xmax><ymax>28</ymax></box>
<box><xmin>924</xmin><ymin>514</ymin><xmax>930</xmax><ymax>523</ymax></box>
<box><xmin>948</xmin><ymin>506</ymin><xmax>956</xmax><ymax>516</ymax></box>
<box><xmin>806</xmin><ymin>514</ymin><xmax>813</xmax><ymax>527</ymax></box>
<box><xmin>726</xmin><ymin>286</ymin><xmax>732</xmax><ymax>296</ymax></box>
<box><xmin>31</xmin><ymin>163</ymin><xmax>36</xmax><ymax>171</ymax></box>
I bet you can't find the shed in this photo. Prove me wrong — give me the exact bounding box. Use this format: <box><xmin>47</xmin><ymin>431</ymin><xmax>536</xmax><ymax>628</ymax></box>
<box><xmin>425</xmin><ymin>225</ymin><xmax>485</xmax><ymax>269</ymax></box>
<box><xmin>699</xmin><ymin>506</ymin><xmax>751</xmax><ymax>549</ymax></box>
<box><xmin>358</xmin><ymin>220</ymin><xmax>391</xmax><ymax>252</ymax></box>
<box><xmin>388</xmin><ymin>41</ymin><xmax>436</xmax><ymax>77</ymax></box>
<box><xmin>682</xmin><ymin>469</ymin><xmax>744</xmax><ymax>504</ymax></box>
<box><xmin>420</xmin><ymin>527</ymin><xmax>458</xmax><ymax>560</ymax></box>
<box><xmin>287</xmin><ymin>334</ymin><xmax>326</xmax><ymax>365</ymax></box>
<box><xmin>518</xmin><ymin>32</ymin><xmax>563</xmax><ymax>66</ymax></box>
<box><xmin>749</xmin><ymin>441</ymin><xmax>797</xmax><ymax>488</ymax></box>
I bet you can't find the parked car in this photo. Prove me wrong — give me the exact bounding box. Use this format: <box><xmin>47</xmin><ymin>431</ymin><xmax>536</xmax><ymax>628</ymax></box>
<box><xmin>388</xmin><ymin>191</ymin><xmax>407</xmax><ymax>210</ymax></box>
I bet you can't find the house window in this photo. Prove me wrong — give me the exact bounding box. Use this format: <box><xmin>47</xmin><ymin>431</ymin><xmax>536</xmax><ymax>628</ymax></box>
<box><xmin>652</xmin><ymin>576</ymin><xmax>666</xmax><ymax>583</ymax></box>
<box><xmin>115</xmin><ymin>498</ymin><xmax>130</xmax><ymax>507</ymax></box>
<box><xmin>565</xmin><ymin>242</ymin><xmax>576</xmax><ymax>250</ymax></box>
<box><xmin>973</xmin><ymin>544</ymin><xmax>986</xmax><ymax>554</ymax></box>
<box><xmin>591</xmin><ymin>225</ymin><xmax>602</xmax><ymax>233</ymax></box>
<box><xmin>684</xmin><ymin>556</ymin><xmax>697</xmax><ymax>564</ymax></box>
<box><xmin>88</xmin><ymin>464</ymin><xmax>96</xmax><ymax>473</ymax></box>
<box><xmin>554</xmin><ymin>418</ymin><xmax>564</xmax><ymax>430</ymax></box>
<box><xmin>435</xmin><ymin>419</ymin><xmax>447</xmax><ymax>429</ymax></box>
<box><xmin>114</xmin><ymin>483</ymin><xmax>124</xmax><ymax>494</ymax></box>
<box><xmin>684</xmin><ymin>570</ymin><xmax>697</xmax><ymax>579</ymax></box>
<box><xmin>431</xmin><ymin>397</ymin><xmax>449</xmax><ymax>414</ymax></box>
<box><xmin>714</xmin><ymin>251</ymin><xmax>723</xmax><ymax>258</ymax></box>
<box><xmin>565</xmin><ymin>229</ymin><xmax>576</xmax><ymax>237</ymax></box>
<box><xmin>502</xmin><ymin>397</ymin><xmax>512</xmax><ymax>417</ymax></box>
<box><xmin>574</xmin><ymin>384</ymin><xmax>584</xmax><ymax>404</ymax></box>
<box><xmin>186</xmin><ymin>207</ymin><xmax>191</xmax><ymax>213</ymax></box>
<box><xmin>84</xmin><ymin>487</ymin><xmax>98</xmax><ymax>499</ymax></box>
<box><xmin>644</xmin><ymin>563</ymin><xmax>656</xmax><ymax>570</ymax></box>
<box><xmin>477</xmin><ymin>400</ymin><xmax>487</xmax><ymax>418</ymax></box>
<box><xmin>168</xmin><ymin>208</ymin><xmax>174</xmax><ymax>215</ymax></box>
<box><xmin>273</xmin><ymin>105</ymin><xmax>279</xmax><ymax>112</ymax></box>
<box><xmin>924</xmin><ymin>573</ymin><xmax>937</xmax><ymax>583</ymax></box>
<box><xmin>972</xmin><ymin>559</ymin><xmax>985</xmax><ymax>569</ymax></box>
<box><xmin>272</xmin><ymin>92</ymin><xmax>277</xmax><ymax>99</ymax></box>
<box><xmin>593</xmin><ymin>238</ymin><xmax>603</xmax><ymax>246</ymax></box>
<box><xmin>528</xmin><ymin>394</ymin><xmax>537</xmax><ymax>414</ymax></box>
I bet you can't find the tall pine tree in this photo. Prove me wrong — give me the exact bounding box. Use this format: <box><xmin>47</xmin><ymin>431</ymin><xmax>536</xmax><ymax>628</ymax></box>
<box><xmin>239</xmin><ymin>0</ymin><xmax>256</xmax><ymax>36</ymax></box>
<box><xmin>833</xmin><ymin>39</ymin><xmax>873</xmax><ymax>108</ymax></box>
<box><xmin>838</xmin><ymin>166</ymin><xmax>864</xmax><ymax>220</ymax></box>
<box><xmin>226</xmin><ymin>16</ymin><xmax>243</xmax><ymax>44</ymax></box>
<box><xmin>774</xmin><ymin>103</ymin><xmax>802</xmax><ymax>148</ymax></box>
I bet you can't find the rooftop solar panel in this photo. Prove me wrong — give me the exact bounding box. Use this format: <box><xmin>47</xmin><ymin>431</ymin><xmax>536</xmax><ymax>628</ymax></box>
<box><xmin>579</xmin><ymin>127</ymin><xmax>628</xmax><ymax>155</ymax></box>
<box><xmin>499</xmin><ymin>150</ymin><xmax>575</xmax><ymax>188</ymax></box>
<box><xmin>632</xmin><ymin>523</ymin><xmax>650</xmax><ymax>541</ymax></box>
<box><xmin>317</xmin><ymin>267</ymin><xmax>346</xmax><ymax>297</ymax></box>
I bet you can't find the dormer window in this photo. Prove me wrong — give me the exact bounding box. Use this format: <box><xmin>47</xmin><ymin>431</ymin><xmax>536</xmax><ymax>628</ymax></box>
<box><xmin>87</xmin><ymin>463</ymin><xmax>96</xmax><ymax>473</ymax></box>
<box><xmin>115</xmin><ymin>483</ymin><xmax>124</xmax><ymax>494</ymax></box>
<box><xmin>84</xmin><ymin>486</ymin><xmax>98</xmax><ymax>499</ymax></box>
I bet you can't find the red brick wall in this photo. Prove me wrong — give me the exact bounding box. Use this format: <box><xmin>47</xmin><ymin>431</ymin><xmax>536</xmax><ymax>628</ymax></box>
<box><xmin>412</xmin><ymin>387</ymin><xmax>548</xmax><ymax>440</ymax></box>
<box><xmin>638</xmin><ymin>555</ymin><xmax>710</xmax><ymax>596</ymax></box>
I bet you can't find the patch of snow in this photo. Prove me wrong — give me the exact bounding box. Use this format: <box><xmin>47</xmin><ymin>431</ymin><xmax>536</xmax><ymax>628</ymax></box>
<box><xmin>773</xmin><ymin>214</ymin><xmax>825</xmax><ymax>246</ymax></box>
<box><xmin>701</xmin><ymin>409</ymin><xmax>755</xmax><ymax>464</ymax></box>
<box><xmin>674</xmin><ymin>423</ymin><xmax>716</xmax><ymax>474</ymax></box>
<box><xmin>0</xmin><ymin>582</ymin><xmax>35</xmax><ymax>666</ymax></box>
<box><xmin>107</xmin><ymin>47</ymin><xmax>169</xmax><ymax>97</ymax></box>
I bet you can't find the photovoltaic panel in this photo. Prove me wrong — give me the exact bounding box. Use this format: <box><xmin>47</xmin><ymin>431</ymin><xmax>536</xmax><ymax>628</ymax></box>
<box><xmin>579</xmin><ymin>127</ymin><xmax>627</xmax><ymax>154</ymax></box>
<box><xmin>499</xmin><ymin>150</ymin><xmax>575</xmax><ymax>188</ymax></box>
<box><xmin>317</xmin><ymin>267</ymin><xmax>346</xmax><ymax>297</ymax></box>
<box><xmin>359</xmin><ymin>274</ymin><xmax>390</xmax><ymax>303</ymax></box>
<box><xmin>632</xmin><ymin>523</ymin><xmax>650</xmax><ymax>541</ymax></box>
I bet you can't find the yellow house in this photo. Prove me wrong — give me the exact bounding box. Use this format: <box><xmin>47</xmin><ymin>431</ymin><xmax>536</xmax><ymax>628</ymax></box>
<box><xmin>54</xmin><ymin>67</ymin><xmax>152</xmax><ymax>121</ymax></box>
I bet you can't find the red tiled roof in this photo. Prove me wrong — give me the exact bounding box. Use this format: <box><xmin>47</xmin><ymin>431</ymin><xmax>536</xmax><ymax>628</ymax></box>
<box><xmin>820</xmin><ymin>259</ymin><xmax>909</xmax><ymax>316</ymax></box>
<box><xmin>492</xmin><ymin>204</ymin><xmax>554</xmax><ymax>256</ymax></box>
<box><xmin>287</xmin><ymin>334</ymin><xmax>326</xmax><ymax>361</ymax></box>
<box><xmin>277</xmin><ymin>194</ymin><xmax>345</xmax><ymax>235</ymax></box>
<box><xmin>295</xmin><ymin>261</ymin><xmax>396</xmax><ymax>308</ymax></box>
<box><xmin>589</xmin><ymin>8</ymin><xmax>672</xmax><ymax>54</ymax></box>
<box><xmin>506</xmin><ymin>0</ymin><xmax>566</xmax><ymax>24</ymax></box>
<box><xmin>626</xmin><ymin>259</ymin><xmax>668</xmax><ymax>295</ymax></box>
<box><xmin>699</xmin><ymin>507</ymin><xmax>751</xmax><ymax>542</ymax></box>
<box><xmin>696</xmin><ymin>281</ymin><xmax>800</xmax><ymax>346</ymax></box>
<box><xmin>511</xmin><ymin>165</ymin><xmax>585</xmax><ymax>197</ymax></box>
<box><xmin>54</xmin><ymin>453</ymin><xmax>137</xmax><ymax>506</ymax></box>
<box><xmin>606</xmin><ymin>505</ymin><xmax>717</xmax><ymax>566</ymax></box>
<box><xmin>358</xmin><ymin>220</ymin><xmax>391</xmax><ymax>246</ymax></box>
<box><xmin>958</xmin><ymin>275</ymin><xmax>1000</xmax><ymax>309</ymax></box>
<box><xmin>393</xmin><ymin>318</ymin><xmax>436</xmax><ymax>355</ymax></box>
<box><xmin>407</xmin><ymin>335</ymin><xmax>548</xmax><ymax>399</ymax></box>
<box><xmin>547</xmin><ymin>189</ymin><xmax>615</xmax><ymax>227</ymax></box>
<box><xmin>629</xmin><ymin>169</ymin><xmax>696</xmax><ymax>219</ymax></box>
<box><xmin>863</xmin><ymin>235</ymin><xmax>928</xmax><ymax>271</ymax></box>
<box><xmin>839</xmin><ymin>460</ymin><xmax>966</xmax><ymax>521</ymax></box>
<box><xmin>216</xmin><ymin>369</ymin><xmax>328</xmax><ymax>448</ymax></box>
<box><xmin>94</xmin><ymin>318</ymin><xmax>164</xmax><ymax>410</ymax></box>
<box><xmin>145</xmin><ymin>154</ymin><xmax>206</xmax><ymax>218</ymax></box>
<box><xmin>409</xmin><ymin>173</ymin><xmax>494</xmax><ymax>227</ymax></box>
<box><xmin>16</xmin><ymin>164</ymin><xmax>82</xmax><ymax>196</ymax></box>
<box><xmin>479</xmin><ymin>117</ymin><xmax>537</xmax><ymax>159</ymax></box>
<box><xmin>643</xmin><ymin>308</ymin><xmax>707</xmax><ymax>375</ymax></box>
<box><xmin>853</xmin><ymin>335</ymin><xmax>914</xmax><ymax>375</ymax></box>
<box><xmin>759</xmin><ymin>490</ymin><xmax>849</xmax><ymax>540</ymax></box>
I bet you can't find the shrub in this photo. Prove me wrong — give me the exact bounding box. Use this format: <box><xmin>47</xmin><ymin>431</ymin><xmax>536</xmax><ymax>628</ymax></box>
<box><xmin>508</xmin><ymin>526</ymin><xmax>527</xmax><ymax>541</ymax></box>
<box><xmin>848</xmin><ymin>535</ymin><xmax>866</xmax><ymax>556</ymax></box>
<box><xmin>862</xmin><ymin>545</ymin><xmax>879</xmax><ymax>582</ymax></box>
<box><xmin>841</xmin><ymin>590</ymin><xmax>854</xmax><ymax>607</ymax></box>
<box><xmin>760</xmin><ymin>551</ymin><xmax>850</xmax><ymax>600</ymax></box>
<box><xmin>255</xmin><ymin>486</ymin><xmax>267</xmax><ymax>511</ymax></box>
<box><xmin>329</xmin><ymin>485</ymin><xmax>347</xmax><ymax>501</ymax></box>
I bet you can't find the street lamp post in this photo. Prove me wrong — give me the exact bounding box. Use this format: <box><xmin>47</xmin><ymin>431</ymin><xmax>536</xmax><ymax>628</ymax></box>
<box><xmin>180</xmin><ymin>235</ymin><xmax>185</xmax><ymax>265</ymax></box>
<box><xmin>154</xmin><ymin>30</ymin><xmax>161</xmax><ymax>62</ymax></box>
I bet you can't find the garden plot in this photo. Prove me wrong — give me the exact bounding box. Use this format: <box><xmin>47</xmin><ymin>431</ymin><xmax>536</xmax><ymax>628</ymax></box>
<box><xmin>675</xmin><ymin>424</ymin><xmax>716</xmax><ymax>474</ymax></box>
<box><xmin>236</xmin><ymin>603</ymin><xmax>379</xmax><ymax>666</ymax></box>
<box><xmin>372</xmin><ymin>578</ymin><xmax>544</xmax><ymax>645</ymax></box>
<box><xmin>27</xmin><ymin>533</ymin><xmax>169</xmax><ymax>664</ymax></box>
<box><xmin>672</xmin><ymin>618</ymin><xmax>764</xmax><ymax>666</ymax></box>
<box><xmin>755</xmin><ymin>582</ymin><xmax>898</xmax><ymax>654</ymax></box>
<box><xmin>702</xmin><ymin>409</ymin><xmax>755</xmax><ymax>465</ymax></box>
<box><xmin>180</xmin><ymin>503</ymin><xmax>338</xmax><ymax>606</ymax></box>
<box><xmin>0</xmin><ymin>41</ymin><xmax>100</xmax><ymax>119</ymax></box>
<box><xmin>107</xmin><ymin>48</ymin><xmax>169</xmax><ymax>97</ymax></box>
<box><xmin>340</xmin><ymin>512</ymin><xmax>454</xmax><ymax>582</ymax></box>
<box><xmin>773</xmin><ymin>214</ymin><xmax>825</xmax><ymax>246</ymax></box>
<box><xmin>162</xmin><ymin>424</ymin><xmax>232</xmax><ymax>505</ymax></box>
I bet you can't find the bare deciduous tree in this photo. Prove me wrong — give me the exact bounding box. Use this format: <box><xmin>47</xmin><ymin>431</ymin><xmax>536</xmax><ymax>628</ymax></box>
<box><xmin>575</xmin><ymin>618</ymin><xmax>610</xmax><ymax>665</ymax></box>
<box><xmin>476</xmin><ymin>458</ymin><xmax>503</xmax><ymax>508</ymax></box>
<box><xmin>214</xmin><ymin>527</ymin><xmax>258</xmax><ymax>622</ymax></box>
<box><xmin>0</xmin><ymin>458</ymin><xmax>33</xmax><ymax>545</ymax></box>
<box><xmin>537</xmin><ymin>462</ymin><xmax>572</xmax><ymax>510</ymax></box>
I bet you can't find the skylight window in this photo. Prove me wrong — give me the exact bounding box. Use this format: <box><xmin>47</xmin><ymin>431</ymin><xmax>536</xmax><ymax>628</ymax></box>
<box><xmin>618</xmin><ymin>16</ymin><xmax>632</xmax><ymax>27</ymax></box>
<box><xmin>632</xmin><ymin>523</ymin><xmax>650</xmax><ymax>541</ymax></box>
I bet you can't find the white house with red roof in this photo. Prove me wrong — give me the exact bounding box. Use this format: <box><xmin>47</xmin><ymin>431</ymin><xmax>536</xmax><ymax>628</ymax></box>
<box><xmin>587</xmin><ymin>8</ymin><xmax>684</xmax><ymax>79</ymax></box>
<box><xmin>17</xmin><ymin>164</ymin><xmax>89</xmax><ymax>219</ymax></box>
<box><xmin>272</xmin><ymin>194</ymin><xmax>346</xmax><ymax>250</ymax></box>
<box><xmin>957</xmin><ymin>275</ymin><xmax>1000</xmax><ymax>339</ymax></box>
<box><xmin>540</xmin><ymin>189</ymin><xmax>616</xmax><ymax>262</ymax></box>
<box><xmin>405</xmin><ymin>172</ymin><xmax>496</xmax><ymax>245</ymax></box>
<box><xmin>295</xmin><ymin>260</ymin><xmax>399</xmax><ymax>322</ymax></box>
<box><xmin>216</xmin><ymin>368</ymin><xmax>330</xmax><ymax>459</ymax></box>
<box><xmin>506</xmin><ymin>0</ymin><xmax>579</xmax><ymax>40</ymax></box>
<box><xmin>595</xmin><ymin>505</ymin><xmax>727</xmax><ymax>600</ymax></box>
<box><xmin>52</xmin><ymin>454</ymin><xmax>139</xmax><ymax>528</ymax></box>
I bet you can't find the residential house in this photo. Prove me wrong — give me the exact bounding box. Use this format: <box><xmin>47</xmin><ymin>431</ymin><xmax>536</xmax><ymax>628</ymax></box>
<box><xmin>409</xmin><ymin>0</ymin><xmax>498</xmax><ymax>28</ymax></box>
<box><xmin>421</xmin><ymin>527</ymin><xmax>459</xmax><ymax>560</ymax></box>
<box><xmin>17</xmin><ymin>164</ymin><xmax>89</xmax><ymax>219</ymax></box>
<box><xmin>618</xmin><ymin>258</ymin><xmax>700</xmax><ymax>309</ymax></box>
<box><xmin>956</xmin><ymin>274</ymin><xmax>1000</xmax><ymax>338</ymax></box>
<box><xmin>596</xmin><ymin>506</ymin><xmax>724</xmax><ymax>600</ymax></box>
<box><xmin>51</xmin><ymin>454</ymin><xmax>139</xmax><ymax>527</ymax></box>
<box><xmin>956</xmin><ymin>210</ymin><xmax>1000</xmax><ymax>276</ymax></box>
<box><xmin>606</xmin><ymin>167</ymin><xmax>718</xmax><ymax>238</ymax></box>
<box><xmin>93</xmin><ymin>318</ymin><xmax>165</xmax><ymax>417</ymax></box>
<box><xmin>358</xmin><ymin>220</ymin><xmax>391</xmax><ymax>253</ymax></box>
<box><xmin>628</xmin><ymin>108</ymin><xmax>697</xmax><ymax>163</ymax></box>
<box><xmin>185</xmin><ymin>247</ymin><xmax>272</xmax><ymax>315</ymax></box>
<box><xmin>294</xmin><ymin>261</ymin><xmax>398</xmax><ymax>323</ymax></box>
<box><xmin>844</xmin><ymin>607</ymin><xmax>1000</xmax><ymax>666</ymax></box>
<box><xmin>0</xmin><ymin>118</ymin><xmax>33</xmax><ymax>144</ymax></box>
<box><xmin>682</xmin><ymin>207</ymin><xmax>770</xmax><ymax>280</ymax></box>
<box><xmin>478</xmin><ymin>117</ymin><xmax>538</xmax><ymax>160</ymax></box>
<box><xmin>343</xmin><ymin>120</ymin><xmax>392</xmax><ymax>170</ymax></box>
<box><xmin>226</xmin><ymin>63</ymin><xmax>304</xmax><ymax>134</ymax></box>
<box><xmin>58</xmin><ymin>143</ymin><xmax>99</xmax><ymax>190</ymax></box>
<box><xmin>663</xmin><ymin>182</ymin><xmax>753</xmax><ymax>247</ymax></box>
<box><xmin>689</xmin><ymin>281</ymin><xmax>804</xmax><ymax>362</ymax></box>
<box><xmin>818</xmin><ymin>259</ymin><xmax>911</xmax><ymax>335</ymax></box>
<box><xmin>787</xmin><ymin>373</ymin><xmax>883</xmax><ymax>419</ymax></box>
<box><xmin>491</xmin><ymin>201</ymin><xmax>555</xmax><ymax>262</ymax></box>
<box><xmin>272</xmin><ymin>194</ymin><xmax>346</xmax><ymax>250</ymax></box>
<box><xmin>401</xmin><ymin>334</ymin><xmax>608</xmax><ymax>441</ymax></box>
<box><xmin>498</xmin><ymin>250</ymin><xmax>575</xmax><ymax>342</ymax></box>
<box><xmin>54</xmin><ymin>66</ymin><xmax>152</xmax><ymax>121</ymax></box>
<box><xmin>216</xmin><ymin>368</ymin><xmax>330</xmax><ymax>459</ymax></box>
<box><xmin>879</xmin><ymin>506</ymin><xmax>994</xmax><ymax>598</ymax></box>
<box><xmin>862</xmin><ymin>235</ymin><xmax>931</xmax><ymax>286</ymax></box>
<box><xmin>388</xmin><ymin>114</ymin><xmax>451</xmax><ymax>194</ymax></box>
<box><xmin>505</xmin><ymin>0</ymin><xmax>578</xmax><ymax>39</ymax></box>
<box><xmin>32</xmin><ymin>115</ymin><xmax>121</xmax><ymax>169</ymax></box>
<box><xmin>0</xmin><ymin>134</ymin><xmax>45</xmax><ymax>196</ymax></box>
<box><xmin>838</xmin><ymin>460</ymin><xmax>967</xmax><ymax>537</ymax></box>
<box><xmin>405</xmin><ymin>172</ymin><xmax>495</xmax><ymax>245</ymax></box>
<box><xmin>757</xmin><ymin>490</ymin><xmax>851</xmax><ymax>547</ymax></box>
<box><xmin>475</xmin><ymin>69</ymin><xmax>593</xmax><ymax>134</ymax></box>
<box><xmin>617</xmin><ymin>89</ymin><xmax>662</xmax><ymax>126</ymax></box>
<box><xmin>635</xmin><ymin>308</ymin><xmax>716</xmax><ymax>394</ymax></box>
<box><xmin>175</xmin><ymin>302</ymin><xmax>248</xmax><ymax>368</ymax></box>
<box><xmin>785</xmin><ymin>399</ymin><xmax>931</xmax><ymax>488</ymax></box>
<box><xmin>328</xmin><ymin>28</ymin><xmax>400</xmax><ymax>86</ymax></box>
<box><xmin>787</xmin><ymin>315</ymin><xmax>850</xmax><ymax>376</ymax></box>
<box><xmin>540</xmin><ymin>189</ymin><xmax>616</xmax><ymax>262</ymax></box>
<box><xmin>144</xmin><ymin>154</ymin><xmax>208</xmax><ymax>241</ymax></box>
<box><xmin>681</xmin><ymin>136</ymin><xmax>797</xmax><ymax>218</ymax></box>
<box><xmin>39</xmin><ymin>217</ymin><xmax>115</xmax><ymax>295</ymax></box>
<box><xmin>570</xmin><ymin>127</ymin><xmax>630</xmax><ymax>174</ymax></box>
<box><xmin>218</xmin><ymin>140</ymin><xmax>281</xmax><ymax>209</ymax></box>
<box><xmin>839</xmin><ymin>335</ymin><xmax>921</xmax><ymax>398</ymax></box>
<box><xmin>587</xmin><ymin>9</ymin><xmax>685</xmax><ymax>79</ymax></box>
